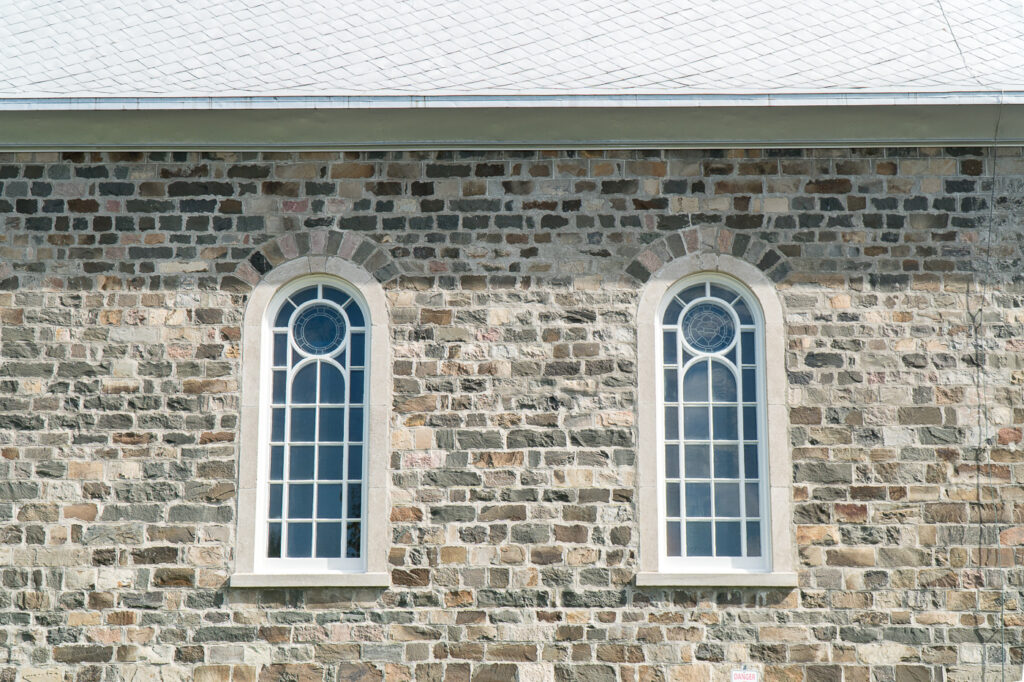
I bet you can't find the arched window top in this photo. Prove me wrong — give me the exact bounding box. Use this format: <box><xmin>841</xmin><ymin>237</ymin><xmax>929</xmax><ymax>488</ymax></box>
<box><xmin>232</xmin><ymin>258</ymin><xmax>390</xmax><ymax>588</ymax></box>
<box><xmin>636</xmin><ymin>254</ymin><xmax>796</xmax><ymax>587</ymax></box>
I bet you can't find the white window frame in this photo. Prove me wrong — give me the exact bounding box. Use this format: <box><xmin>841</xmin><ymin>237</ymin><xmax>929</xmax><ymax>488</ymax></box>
<box><xmin>231</xmin><ymin>257</ymin><xmax>390</xmax><ymax>588</ymax></box>
<box><xmin>636</xmin><ymin>253</ymin><xmax>797</xmax><ymax>587</ymax></box>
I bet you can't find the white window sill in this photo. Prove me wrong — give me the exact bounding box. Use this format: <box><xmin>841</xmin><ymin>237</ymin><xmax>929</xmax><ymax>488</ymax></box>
<box><xmin>635</xmin><ymin>571</ymin><xmax>798</xmax><ymax>587</ymax></box>
<box><xmin>229</xmin><ymin>572</ymin><xmax>390</xmax><ymax>588</ymax></box>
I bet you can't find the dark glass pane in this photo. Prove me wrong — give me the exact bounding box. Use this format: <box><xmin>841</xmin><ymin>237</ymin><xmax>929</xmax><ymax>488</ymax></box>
<box><xmin>741</xmin><ymin>331</ymin><xmax>755</xmax><ymax>364</ymax></box>
<box><xmin>685</xmin><ymin>482</ymin><xmax>711</xmax><ymax>517</ymax></box>
<box><xmin>268</xmin><ymin>484</ymin><xmax>282</xmax><ymax>519</ymax></box>
<box><xmin>744</xmin><ymin>406</ymin><xmax>758</xmax><ymax>438</ymax></box>
<box><xmin>291</xmin><ymin>364</ymin><xmax>318</xmax><ymax>404</ymax></box>
<box><xmin>747</xmin><ymin>521</ymin><xmax>762</xmax><ymax>557</ymax></box>
<box><xmin>664</xmin><ymin>444</ymin><xmax>679</xmax><ymax>479</ymax></box>
<box><xmin>713</xmin><ymin>406</ymin><xmax>738</xmax><ymax>440</ymax></box>
<box><xmin>290</xmin><ymin>408</ymin><xmax>316</xmax><ymax>442</ymax></box>
<box><xmin>710</xmin><ymin>362</ymin><xmax>736</xmax><ymax>402</ymax></box>
<box><xmin>683</xmin><ymin>362</ymin><xmax>708</xmax><ymax>402</ymax></box>
<box><xmin>267</xmin><ymin>523</ymin><xmax>281</xmax><ymax>558</ymax></box>
<box><xmin>317</xmin><ymin>484</ymin><xmax>343</xmax><ymax>519</ymax></box>
<box><xmin>682</xmin><ymin>349</ymin><xmax>692</xmax><ymax>365</ymax></box>
<box><xmin>319</xmin><ymin>364</ymin><xmax>345</xmax><ymax>404</ymax></box>
<box><xmin>742</xmin><ymin>368</ymin><xmax>756</xmax><ymax>402</ymax></box>
<box><xmin>270</xmin><ymin>446</ymin><xmax>284</xmax><ymax>480</ymax></box>
<box><xmin>714</xmin><ymin>483</ymin><xmax>740</xmax><ymax>517</ymax></box>
<box><xmin>273</xmin><ymin>333</ymin><xmax>287</xmax><ymax>365</ymax></box>
<box><xmin>724</xmin><ymin>346</ymin><xmax>736</xmax><ymax>364</ymax></box>
<box><xmin>664</xmin><ymin>406</ymin><xmax>679</xmax><ymax>440</ymax></box>
<box><xmin>708</xmin><ymin>284</ymin><xmax>733</xmax><ymax>302</ymax></box>
<box><xmin>349</xmin><ymin>370</ymin><xmax>365</xmax><ymax>404</ymax></box>
<box><xmin>714</xmin><ymin>444</ymin><xmax>739</xmax><ymax>478</ymax></box>
<box><xmin>666</xmin><ymin>521</ymin><xmax>682</xmax><ymax>557</ymax></box>
<box><xmin>320</xmin><ymin>408</ymin><xmax>345</xmax><ymax>442</ymax></box>
<box><xmin>686</xmin><ymin>521</ymin><xmax>712</xmax><ymax>556</ymax></box>
<box><xmin>288</xmin><ymin>484</ymin><xmax>314</xmax><ymax>518</ymax></box>
<box><xmin>273</xmin><ymin>370</ymin><xmax>286</xmax><ymax>404</ymax></box>
<box><xmin>348</xmin><ymin>446</ymin><xmax>363</xmax><ymax>480</ymax></box>
<box><xmin>734</xmin><ymin>299</ymin><xmax>753</xmax><ymax>324</ymax></box>
<box><xmin>684</xmin><ymin>406</ymin><xmax>709</xmax><ymax>439</ymax></box>
<box><xmin>291</xmin><ymin>286</ymin><xmax>316</xmax><ymax>305</ymax></box>
<box><xmin>664</xmin><ymin>369</ymin><xmax>678</xmax><ymax>403</ymax></box>
<box><xmin>348</xmin><ymin>408</ymin><xmax>364</xmax><ymax>442</ymax></box>
<box><xmin>323</xmin><ymin>286</ymin><xmax>351</xmax><ymax>309</ymax></box>
<box><xmin>347</xmin><ymin>483</ymin><xmax>362</xmax><ymax>518</ymax></box>
<box><xmin>684</xmin><ymin>444</ymin><xmax>710</xmax><ymax>478</ymax></box>
<box><xmin>744</xmin><ymin>444</ymin><xmax>759</xmax><ymax>478</ymax></box>
<box><xmin>346</xmin><ymin>521</ymin><xmax>361</xmax><ymax>558</ymax></box>
<box><xmin>345</xmin><ymin>301</ymin><xmax>365</xmax><ymax>328</ymax></box>
<box><xmin>274</xmin><ymin>302</ymin><xmax>295</xmax><ymax>328</ymax></box>
<box><xmin>679</xmin><ymin>285</ymin><xmax>703</xmax><ymax>303</ymax></box>
<box><xmin>683</xmin><ymin>303</ymin><xmax>735</xmax><ymax>353</ymax></box>
<box><xmin>663</xmin><ymin>331</ymin><xmax>677</xmax><ymax>364</ymax></box>
<box><xmin>287</xmin><ymin>522</ymin><xmax>312</xmax><ymax>558</ymax></box>
<box><xmin>289</xmin><ymin>445</ymin><xmax>315</xmax><ymax>480</ymax></box>
<box><xmin>350</xmin><ymin>333</ymin><xmax>365</xmax><ymax>367</ymax></box>
<box><xmin>745</xmin><ymin>483</ymin><xmax>760</xmax><ymax>517</ymax></box>
<box><xmin>294</xmin><ymin>305</ymin><xmax>347</xmax><ymax>355</ymax></box>
<box><xmin>663</xmin><ymin>298</ymin><xmax>682</xmax><ymax>325</ymax></box>
<box><xmin>715</xmin><ymin>521</ymin><xmax>742</xmax><ymax>557</ymax></box>
<box><xmin>318</xmin><ymin>445</ymin><xmax>344</xmax><ymax>479</ymax></box>
<box><xmin>666</xmin><ymin>482</ymin><xmax>680</xmax><ymax>517</ymax></box>
<box><xmin>271</xmin><ymin>408</ymin><xmax>285</xmax><ymax>441</ymax></box>
<box><xmin>315</xmin><ymin>522</ymin><xmax>343</xmax><ymax>558</ymax></box>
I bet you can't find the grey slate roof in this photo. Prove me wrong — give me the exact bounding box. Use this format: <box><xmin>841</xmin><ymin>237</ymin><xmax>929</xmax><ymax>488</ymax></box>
<box><xmin>1</xmin><ymin>0</ymin><xmax>1023</xmax><ymax>106</ymax></box>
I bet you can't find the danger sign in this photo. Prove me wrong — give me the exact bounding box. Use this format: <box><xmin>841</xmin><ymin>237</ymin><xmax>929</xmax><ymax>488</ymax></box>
<box><xmin>731</xmin><ymin>671</ymin><xmax>759</xmax><ymax>682</ymax></box>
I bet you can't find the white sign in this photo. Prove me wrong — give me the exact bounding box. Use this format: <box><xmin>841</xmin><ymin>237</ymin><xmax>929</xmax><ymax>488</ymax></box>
<box><xmin>731</xmin><ymin>671</ymin><xmax>759</xmax><ymax>682</ymax></box>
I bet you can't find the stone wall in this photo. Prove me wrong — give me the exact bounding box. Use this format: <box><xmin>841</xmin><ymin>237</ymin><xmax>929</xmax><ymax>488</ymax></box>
<box><xmin>0</xmin><ymin>148</ymin><xmax>1022</xmax><ymax>682</ymax></box>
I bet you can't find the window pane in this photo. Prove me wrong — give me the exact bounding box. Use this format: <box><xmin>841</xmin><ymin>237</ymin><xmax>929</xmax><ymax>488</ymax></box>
<box><xmin>272</xmin><ymin>370</ymin><xmax>286</xmax><ymax>403</ymax></box>
<box><xmin>715</xmin><ymin>521</ymin><xmax>742</xmax><ymax>557</ymax></box>
<box><xmin>347</xmin><ymin>483</ymin><xmax>362</xmax><ymax>518</ymax></box>
<box><xmin>714</xmin><ymin>483</ymin><xmax>740</xmax><ymax>517</ymax></box>
<box><xmin>288</xmin><ymin>484</ymin><xmax>314</xmax><ymax>518</ymax></box>
<box><xmin>713</xmin><ymin>406</ymin><xmax>737</xmax><ymax>440</ymax></box>
<box><xmin>664</xmin><ymin>369</ymin><xmax>678</xmax><ymax>403</ymax></box>
<box><xmin>734</xmin><ymin>299</ymin><xmax>753</xmax><ymax>325</ymax></box>
<box><xmin>664</xmin><ymin>407</ymin><xmax>679</xmax><ymax>440</ymax></box>
<box><xmin>348</xmin><ymin>446</ymin><xmax>363</xmax><ymax>480</ymax></box>
<box><xmin>287</xmin><ymin>522</ymin><xmax>312</xmax><ymax>558</ymax></box>
<box><xmin>349</xmin><ymin>370</ymin><xmax>364</xmax><ymax>404</ymax></box>
<box><xmin>323</xmin><ymin>286</ymin><xmax>351</xmax><ymax>309</ymax></box>
<box><xmin>346</xmin><ymin>521</ymin><xmax>361</xmax><ymax>558</ymax></box>
<box><xmin>319</xmin><ymin>445</ymin><xmax>344</xmax><ymax>479</ymax></box>
<box><xmin>710</xmin><ymin>363</ymin><xmax>736</xmax><ymax>402</ymax></box>
<box><xmin>271</xmin><ymin>408</ymin><xmax>285</xmax><ymax>441</ymax></box>
<box><xmin>713</xmin><ymin>445</ymin><xmax>739</xmax><ymax>479</ymax></box>
<box><xmin>267</xmin><ymin>523</ymin><xmax>281</xmax><ymax>558</ymax></box>
<box><xmin>319</xmin><ymin>408</ymin><xmax>345</xmax><ymax>442</ymax></box>
<box><xmin>665</xmin><ymin>483</ymin><xmax>680</xmax><ymax>517</ymax></box>
<box><xmin>663</xmin><ymin>299</ymin><xmax>682</xmax><ymax>325</ymax></box>
<box><xmin>745</xmin><ymin>482</ymin><xmax>760</xmax><ymax>516</ymax></box>
<box><xmin>289</xmin><ymin>446</ymin><xmax>315</xmax><ymax>480</ymax></box>
<box><xmin>747</xmin><ymin>521</ymin><xmax>762</xmax><ymax>557</ymax></box>
<box><xmin>350</xmin><ymin>333</ymin><xmax>365</xmax><ymax>367</ymax></box>
<box><xmin>744</xmin><ymin>444</ymin><xmax>759</xmax><ymax>478</ymax></box>
<box><xmin>291</xmin><ymin>364</ymin><xmax>318</xmax><ymax>403</ymax></box>
<box><xmin>345</xmin><ymin>301</ymin><xmax>365</xmax><ymax>327</ymax></box>
<box><xmin>290</xmin><ymin>408</ymin><xmax>316</xmax><ymax>441</ymax></box>
<box><xmin>685</xmin><ymin>482</ymin><xmax>711</xmax><ymax>517</ymax></box>
<box><xmin>664</xmin><ymin>444</ymin><xmax>679</xmax><ymax>479</ymax></box>
<box><xmin>683</xmin><ymin>406</ymin><xmax>709</xmax><ymax>439</ymax></box>
<box><xmin>708</xmin><ymin>284</ymin><xmax>732</xmax><ymax>302</ymax></box>
<box><xmin>291</xmin><ymin>286</ymin><xmax>317</xmax><ymax>305</ymax></box>
<box><xmin>268</xmin><ymin>484</ymin><xmax>282</xmax><ymax>519</ymax></box>
<box><xmin>348</xmin><ymin>408</ymin><xmax>364</xmax><ymax>442</ymax></box>
<box><xmin>741</xmin><ymin>331</ymin><xmax>755</xmax><ymax>364</ymax></box>
<box><xmin>316</xmin><ymin>522</ymin><xmax>343</xmax><ymax>558</ymax></box>
<box><xmin>275</xmin><ymin>303</ymin><xmax>295</xmax><ymax>328</ymax></box>
<box><xmin>317</xmin><ymin>484</ymin><xmax>343</xmax><ymax>519</ymax></box>
<box><xmin>679</xmin><ymin>285</ymin><xmax>703</xmax><ymax>303</ymax></box>
<box><xmin>742</xmin><ymin>368</ymin><xmax>756</xmax><ymax>402</ymax></box>
<box><xmin>273</xmin><ymin>333</ymin><xmax>288</xmax><ymax>366</ymax></box>
<box><xmin>684</xmin><ymin>445</ymin><xmax>710</xmax><ymax>478</ymax></box>
<box><xmin>270</xmin><ymin>446</ymin><xmax>284</xmax><ymax>479</ymax></box>
<box><xmin>663</xmin><ymin>331</ymin><xmax>677</xmax><ymax>364</ymax></box>
<box><xmin>683</xmin><ymin>362</ymin><xmax>708</xmax><ymax>402</ymax></box>
<box><xmin>666</xmin><ymin>521</ymin><xmax>682</xmax><ymax>557</ymax></box>
<box><xmin>744</xmin><ymin>406</ymin><xmax>758</xmax><ymax>438</ymax></box>
<box><xmin>686</xmin><ymin>521</ymin><xmax>712</xmax><ymax>556</ymax></box>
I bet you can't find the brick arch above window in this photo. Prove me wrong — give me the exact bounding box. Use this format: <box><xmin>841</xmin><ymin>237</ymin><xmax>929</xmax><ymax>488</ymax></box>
<box><xmin>635</xmin><ymin>252</ymin><xmax>797</xmax><ymax>587</ymax></box>
<box><xmin>230</xmin><ymin>255</ymin><xmax>391</xmax><ymax>588</ymax></box>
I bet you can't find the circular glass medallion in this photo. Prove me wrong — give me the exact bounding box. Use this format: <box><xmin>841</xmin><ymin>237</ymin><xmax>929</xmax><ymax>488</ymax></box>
<box><xmin>293</xmin><ymin>304</ymin><xmax>346</xmax><ymax>355</ymax></box>
<box><xmin>682</xmin><ymin>302</ymin><xmax>735</xmax><ymax>353</ymax></box>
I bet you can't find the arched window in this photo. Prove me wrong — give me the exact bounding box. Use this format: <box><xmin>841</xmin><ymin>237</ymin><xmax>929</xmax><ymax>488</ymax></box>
<box><xmin>262</xmin><ymin>280</ymin><xmax>368</xmax><ymax>569</ymax></box>
<box><xmin>232</xmin><ymin>259</ymin><xmax>390</xmax><ymax>588</ymax></box>
<box><xmin>636</xmin><ymin>254</ymin><xmax>796</xmax><ymax>587</ymax></box>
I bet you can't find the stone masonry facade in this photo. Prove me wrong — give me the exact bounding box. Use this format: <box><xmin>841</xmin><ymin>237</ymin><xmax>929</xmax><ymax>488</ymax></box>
<box><xmin>0</xmin><ymin>148</ymin><xmax>1023</xmax><ymax>682</ymax></box>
